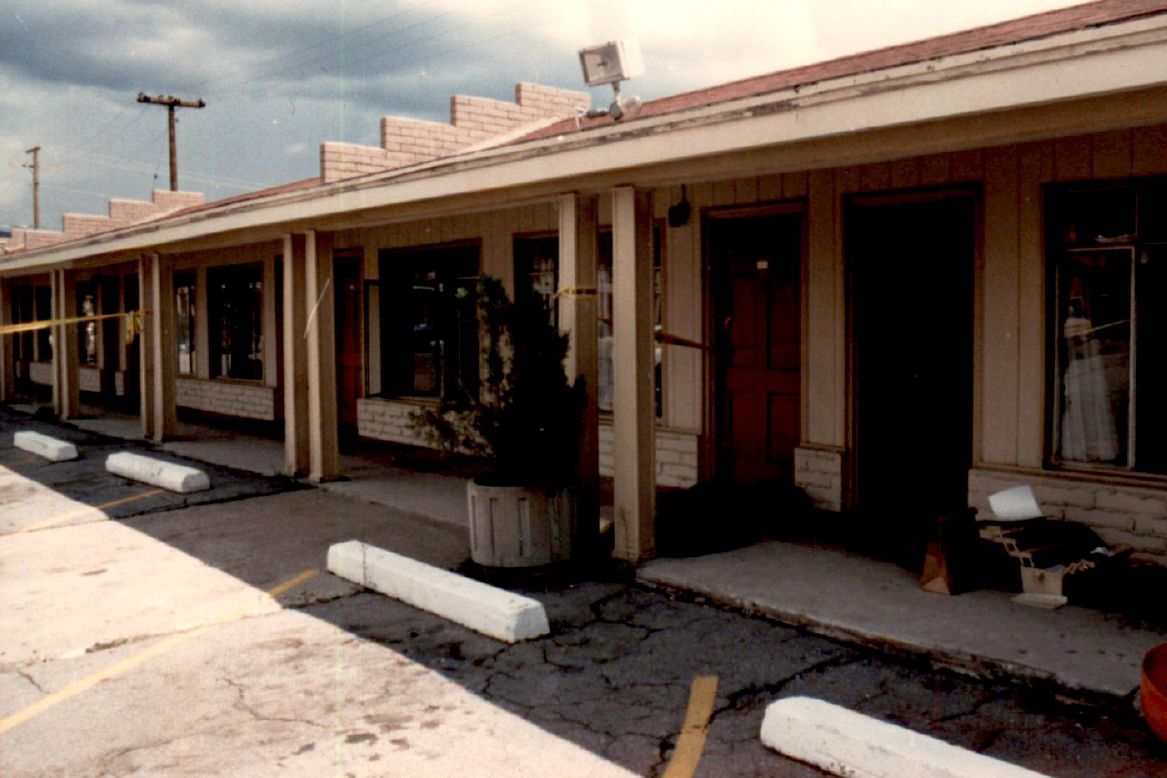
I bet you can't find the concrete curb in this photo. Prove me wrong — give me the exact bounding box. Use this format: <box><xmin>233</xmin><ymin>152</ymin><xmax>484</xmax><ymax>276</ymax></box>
<box><xmin>760</xmin><ymin>696</ymin><xmax>1048</xmax><ymax>777</ymax></box>
<box><xmin>14</xmin><ymin>431</ymin><xmax>79</xmax><ymax>462</ymax></box>
<box><xmin>106</xmin><ymin>452</ymin><xmax>210</xmax><ymax>493</ymax></box>
<box><xmin>326</xmin><ymin>540</ymin><xmax>550</xmax><ymax>643</ymax></box>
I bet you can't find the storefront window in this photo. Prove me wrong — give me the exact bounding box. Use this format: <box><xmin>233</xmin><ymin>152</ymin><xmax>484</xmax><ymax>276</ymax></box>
<box><xmin>1051</xmin><ymin>183</ymin><xmax>1167</xmax><ymax>473</ymax></box>
<box><xmin>380</xmin><ymin>246</ymin><xmax>479</xmax><ymax>401</ymax></box>
<box><xmin>175</xmin><ymin>272</ymin><xmax>196</xmax><ymax>375</ymax></box>
<box><xmin>76</xmin><ymin>281</ymin><xmax>98</xmax><ymax>367</ymax></box>
<box><xmin>209</xmin><ymin>264</ymin><xmax>263</xmax><ymax>381</ymax></box>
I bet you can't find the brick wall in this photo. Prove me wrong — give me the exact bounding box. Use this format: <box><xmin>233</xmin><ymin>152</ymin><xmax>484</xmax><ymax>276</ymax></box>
<box><xmin>79</xmin><ymin>367</ymin><xmax>100</xmax><ymax>393</ymax></box>
<box><xmin>969</xmin><ymin>468</ymin><xmax>1167</xmax><ymax>565</ymax></box>
<box><xmin>320</xmin><ymin>81</ymin><xmax>590</xmax><ymax>183</ymax></box>
<box><xmin>176</xmin><ymin>377</ymin><xmax>275</xmax><ymax>421</ymax></box>
<box><xmin>357</xmin><ymin>398</ymin><xmax>428</xmax><ymax>446</ymax></box>
<box><xmin>794</xmin><ymin>447</ymin><xmax>844</xmax><ymax>512</ymax></box>
<box><xmin>28</xmin><ymin>361</ymin><xmax>52</xmax><ymax>385</ymax></box>
<box><xmin>357</xmin><ymin>398</ymin><xmax>700</xmax><ymax>487</ymax></box>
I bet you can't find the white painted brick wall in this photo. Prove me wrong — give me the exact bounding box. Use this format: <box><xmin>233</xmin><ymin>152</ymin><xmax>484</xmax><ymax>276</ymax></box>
<box><xmin>357</xmin><ymin>398</ymin><xmax>429</xmax><ymax>447</ymax></box>
<box><xmin>358</xmin><ymin>399</ymin><xmax>699</xmax><ymax>487</ymax></box>
<box><xmin>968</xmin><ymin>468</ymin><xmax>1167</xmax><ymax>565</ymax></box>
<box><xmin>79</xmin><ymin>367</ymin><xmax>100</xmax><ymax>393</ymax></box>
<box><xmin>176</xmin><ymin>377</ymin><xmax>275</xmax><ymax>421</ymax></box>
<box><xmin>794</xmin><ymin>447</ymin><xmax>844</xmax><ymax>512</ymax></box>
<box><xmin>28</xmin><ymin>361</ymin><xmax>53</xmax><ymax>385</ymax></box>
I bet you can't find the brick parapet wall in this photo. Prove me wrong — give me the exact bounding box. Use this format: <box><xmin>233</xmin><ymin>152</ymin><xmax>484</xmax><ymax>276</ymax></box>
<box><xmin>321</xmin><ymin>82</ymin><xmax>590</xmax><ymax>183</ymax></box>
<box><xmin>176</xmin><ymin>377</ymin><xmax>275</xmax><ymax>421</ymax></box>
<box><xmin>794</xmin><ymin>447</ymin><xmax>844</xmax><ymax>512</ymax></box>
<box><xmin>969</xmin><ymin>468</ymin><xmax>1167</xmax><ymax>565</ymax></box>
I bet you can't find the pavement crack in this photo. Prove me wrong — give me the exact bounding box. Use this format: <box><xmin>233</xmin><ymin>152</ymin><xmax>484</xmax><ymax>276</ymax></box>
<box><xmin>221</xmin><ymin>676</ymin><xmax>327</xmax><ymax>730</ymax></box>
<box><xmin>15</xmin><ymin>667</ymin><xmax>47</xmax><ymax>695</ymax></box>
<box><xmin>937</xmin><ymin>689</ymin><xmax>1010</xmax><ymax>723</ymax></box>
<box><xmin>713</xmin><ymin>652</ymin><xmax>861</xmax><ymax>718</ymax></box>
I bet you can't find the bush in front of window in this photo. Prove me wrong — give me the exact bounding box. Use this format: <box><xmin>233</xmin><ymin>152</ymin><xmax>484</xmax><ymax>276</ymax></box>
<box><xmin>415</xmin><ymin>275</ymin><xmax>586</xmax><ymax>492</ymax></box>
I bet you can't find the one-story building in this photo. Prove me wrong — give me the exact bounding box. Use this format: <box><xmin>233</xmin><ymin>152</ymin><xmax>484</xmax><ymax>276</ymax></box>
<box><xmin>5</xmin><ymin>0</ymin><xmax>1167</xmax><ymax>566</ymax></box>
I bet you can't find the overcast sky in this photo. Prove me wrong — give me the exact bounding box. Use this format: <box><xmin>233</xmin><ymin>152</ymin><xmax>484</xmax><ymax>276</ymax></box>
<box><xmin>0</xmin><ymin>0</ymin><xmax>1080</xmax><ymax>230</ymax></box>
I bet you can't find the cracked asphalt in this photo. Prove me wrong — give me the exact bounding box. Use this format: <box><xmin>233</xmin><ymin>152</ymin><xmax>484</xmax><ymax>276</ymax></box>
<box><xmin>2</xmin><ymin>414</ymin><xmax>1167</xmax><ymax>775</ymax></box>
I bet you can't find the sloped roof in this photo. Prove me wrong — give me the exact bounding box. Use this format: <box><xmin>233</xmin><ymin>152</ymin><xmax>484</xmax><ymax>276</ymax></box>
<box><xmin>522</xmin><ymin>0</ymin><xmax>1167</xmax><ymax>141</ymax></box>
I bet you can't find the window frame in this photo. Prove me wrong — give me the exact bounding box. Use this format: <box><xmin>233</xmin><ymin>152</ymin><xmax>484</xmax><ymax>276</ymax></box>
<box><xmin>1047</xmin><ymin>179</ymin><xmax>1167</xmax><ymax>477</ymax></box>
<box><xmin>207</xmin><ymin>262</ymin><xmax>265</xmax><ymax>382</ymax></box>
<box><xmin>378</xmin><ymin>242</ymin><xmax>481</xmax><ymax>403</ymax></box>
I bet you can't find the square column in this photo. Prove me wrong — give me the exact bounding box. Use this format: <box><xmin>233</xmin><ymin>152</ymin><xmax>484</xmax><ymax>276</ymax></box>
<box><xmin>0</xmin><ymin>279</ymin><xmax>13</xmax><ymax>402</ymax></box>
<box><xmin>283</xmin><ymin>234</ymin><xmax>310</xmax><ymax>476</ymax></box>
<box><xmin>53</xmin><ymin>269</ymin><xmax>80</xmax><ymax>420</ymax></box>
<box><xmin>611</xmin><ymin>186</ymin><xmax>656</xmax><ymax>563</ymax></box>
<box><xmin>305</xmin><ymin>231</ymin><xmax>340</xmax><ymax>482</ymax></box>
<box><xmin>138</xmin><ymin>255</ymin><xmax>175</xmax><ymax>441</ymax></box>
<box><xmin>558</xmin><ymin>192</ymin><xmax>600</xmax><ymax>560</ymax></box>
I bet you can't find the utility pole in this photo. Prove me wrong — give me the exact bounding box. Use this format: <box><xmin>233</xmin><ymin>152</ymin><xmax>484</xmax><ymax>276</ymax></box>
<box><xmin>136</xmin><ymin>93</ymin><xmax>206</xmax><ymax>191</ymax></box>
<box><xmin>23</xmin><ymin>146</ymin><xmax>40</xmax><ymax>229</ymax></box>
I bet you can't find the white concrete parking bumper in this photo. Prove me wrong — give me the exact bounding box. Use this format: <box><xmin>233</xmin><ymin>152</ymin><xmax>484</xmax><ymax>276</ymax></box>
<box><xmin>14</xmin><ymin>431</ymin><xmax>79</xmax><ymax>462</ymax></box>
<box><xmin>106</xmin><ymin>452</ymin><xmax>210</xmax><ymax>493</ymax></box>
<box><xmin>327</xmin><ymin>540</ymin><xmax>550</xmax><ymax>643</ymax></box>
<box><xmin>760</xmin><ymin>696</ymin><xmax>1048</xmax><ymax>777</ymax></box>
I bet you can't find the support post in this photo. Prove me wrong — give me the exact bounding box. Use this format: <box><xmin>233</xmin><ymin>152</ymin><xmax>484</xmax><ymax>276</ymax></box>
<box><xmin>150</xmin><ymin>253</ymin><xmax>176</xmax><ymax>442</ymax></box>
<box><xmin>304</xmin><ymin>230</ymin><xmax>340</xmax><ymax>482</ymax></box>
<box><xmin>283</xmin><ymin>234</ymin><xmax>310</xmax><ymax>476</ymax></box>
<box><xmin>611</xmin><ymin>186</ymin><xmax>656</xmax><ymax>563</ymax></box>
<box><xmin>558</xmin><ymin>193</ymin><xmax>601</xmax><ymax>561</ymax></box>
<box><xmin>139</xmin><ymin>258</ymin><xmax>154</xmax><ymax>438</ymax></box>
<box><xmin>0</xmin><ymin>279</ymin><xmax>12</xmax><ymax>402</ymax></box>
<box><xmin>54</xmin><ymin>269</ymin><xmax>80</xmax><ymax>420</ymax></box>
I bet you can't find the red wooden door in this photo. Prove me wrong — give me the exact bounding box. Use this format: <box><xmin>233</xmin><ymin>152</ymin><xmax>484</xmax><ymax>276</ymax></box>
<box><xmin>711</xmin><ymin>213</ymin><xmax>802</xmax><ymax>483</ymax></box>
<box><xmin>333</xmin><ymin>257</ymin><xmax>363</xmax><ymax>437</ymax></box>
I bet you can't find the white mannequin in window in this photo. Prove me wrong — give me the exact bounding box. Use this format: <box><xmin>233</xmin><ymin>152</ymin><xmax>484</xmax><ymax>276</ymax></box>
<box><xmin>1060</xmin><ymin>298</ymin><xmax>1119</xmax><ymax>463</ymax></box>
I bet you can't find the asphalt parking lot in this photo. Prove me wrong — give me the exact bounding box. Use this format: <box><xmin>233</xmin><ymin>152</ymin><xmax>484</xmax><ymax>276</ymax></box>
<box><xmin>2</xmin><ymin>411</ymin><xmax>1166</xmax><ymax>776</ymax></box>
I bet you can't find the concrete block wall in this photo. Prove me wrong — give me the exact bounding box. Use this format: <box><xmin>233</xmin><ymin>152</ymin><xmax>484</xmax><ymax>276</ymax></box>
<box><xmin>79</xmin><ymin>367</ymin><xmax>101</xmax><ymax>393</ymax></box>
<box><xmin>794</xmin><ymin>447</ymin><xmax>844</xmax><ymax>512</ymax></box>
<box><xmin>357</xmin><ymin>398</ymin><xmax>428</xmax><ymax>446</ymax></box>
<box><xmin>358</xmin><ymin>398</ymin><xmax>699</xmax><ymax>487</ymax></box>
<box><xmin>176</xmin><ymin>377</ymin><xmax>275</xmax><ymax>421</ymax></box>
<box><xmin>321</xmin><ymin>81</ymin><xmax>590</xmax><ymax>183</ymax></box>
<box><xmin>969</xmin><ymin>468</ymin><xmax>1167</xmax><ymax>564</ymax></box>
<box><xmin>28</xmin><ymin>361</ymin><xmax>52</xmax><ymax>385</ymax></box>
<box><xmin>598</xmin><ymin>424</ymin><xmax>699</xmax><ymax>488</ymax></box>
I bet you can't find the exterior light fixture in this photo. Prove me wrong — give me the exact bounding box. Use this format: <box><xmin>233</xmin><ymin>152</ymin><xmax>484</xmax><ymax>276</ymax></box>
<box><xmin>578</xmin><ymin>39</ymin><xmax>644</xmax><ymax>122</ymax></box>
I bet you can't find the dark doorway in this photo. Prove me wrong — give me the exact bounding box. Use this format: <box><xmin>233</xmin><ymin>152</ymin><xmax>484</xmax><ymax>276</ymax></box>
<box><xmin>709</xmin><ymin>210</ymin><xmax>802</xmax><ymax>484</ymax></box>
<box><xmin>333</xmin><ymin>255</ymin><xmax>363</xmax><ymax>448</ymax></box>
<box><xmin>849</xmin><ymin>194</ymin><xmax>975</xmax><ymax>554</ymax></box>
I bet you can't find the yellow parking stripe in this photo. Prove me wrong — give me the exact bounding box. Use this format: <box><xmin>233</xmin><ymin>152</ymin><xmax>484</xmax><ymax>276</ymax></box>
<box><xmin>0</xmin><ymin>568</ymin><xmax>319</xmax><ymax>736</ymax></box>
<box><xmin>14</xmin><ymin>488</ymin><xmax>166</xmax><ymax>534</ymax></box>
<box><xmin>662</xmin><ymin>675</ymin><xmax>719</xmax><ymax>778</ymax></box>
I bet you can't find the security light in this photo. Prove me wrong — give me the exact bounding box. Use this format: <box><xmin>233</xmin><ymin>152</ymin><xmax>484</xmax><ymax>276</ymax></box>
<box><xmin>578</xmin><ymin>40</ymin><xmax>644</xmax><ymax>86</ymax></box>
<box><xmin>577</xmin><ymin>39</ymin><xmax>645</xmax><ymax>122</ymax></box>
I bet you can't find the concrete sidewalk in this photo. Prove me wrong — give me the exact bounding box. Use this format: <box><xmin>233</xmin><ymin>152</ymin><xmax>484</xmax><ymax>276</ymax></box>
<box><xmin>639</xmin><ymin>541</ymin><xmax>1166</xmax><ymax>701</ymax></box>
<box><xmin>36</xmin><ymin>407</ymin><xmax>1167</xmax><ymax>704</ymax></box>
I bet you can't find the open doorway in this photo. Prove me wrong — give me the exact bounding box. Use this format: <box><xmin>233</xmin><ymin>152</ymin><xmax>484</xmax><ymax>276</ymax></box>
<box><xmin>848</xmin><ymin>193</ymin><xmax>976</xmax><ymax>560</ymax></box>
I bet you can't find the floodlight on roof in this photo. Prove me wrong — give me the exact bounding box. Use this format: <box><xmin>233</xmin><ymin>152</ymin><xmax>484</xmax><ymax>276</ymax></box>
<box><xmin>577</xmin><ymin>39</ymin><xmax>644</xmax><ymax>122</ymax></box>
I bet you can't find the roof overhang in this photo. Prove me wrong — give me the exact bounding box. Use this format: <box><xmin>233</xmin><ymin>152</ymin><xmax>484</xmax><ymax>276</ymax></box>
<box><xmin>6</xmin><ymin>11</ymin><xmax>1167</xmax><ymax>274</ymax></box>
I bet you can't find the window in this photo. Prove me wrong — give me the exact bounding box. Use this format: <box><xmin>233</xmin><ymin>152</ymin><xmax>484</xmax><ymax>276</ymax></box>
<box><xmin>208</xmin><ymin>263</ymin><xmax>263</xmax><ymax>381</ymax></box>
<box><xmin>34</xmin><ymin>285</ymin><xmax>52</xmax><ymax>361</ymax></box>
<box><xmin>76</xmin><ymin>280</ymin><xmax>98</xmax><ymax>366</ymax></box>
<box><xmin>380</xmin><ymin>245</ymin><xmax>479</xmax><ymax>401</ymax></box>
<box><xmin>597</xmin><ymin>227</ymin><xmax>664</xmax><ymax>417</ymax></box>
<box><xmin>1050</xmin><ymin>182</ymin><xmax>1167</xmax><ymax>474</ymax></box>
<box><xmin>175</xmin><ymin>272</ymin><xmax>196</xmax><ymax>375</ymax></box>
<box><xmin>514</xmin><ymin>235</ymin><xmax>559</xmax><ymax>325</ymax></box>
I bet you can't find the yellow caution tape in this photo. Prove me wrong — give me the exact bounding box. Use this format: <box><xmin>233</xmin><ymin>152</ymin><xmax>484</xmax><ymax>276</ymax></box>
<box><xmin>0</xmin><ymin>310</ymin><xmax>149</xmax><ymax>345</ymax></box>
<box><xmin>553</xmin><ymin>286</ymin><xmax>599</xmax><ymax>299</ymax></box>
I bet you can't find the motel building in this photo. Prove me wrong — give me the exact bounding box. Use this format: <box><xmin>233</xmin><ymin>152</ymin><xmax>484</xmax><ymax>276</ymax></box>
<box><xmin>4</xmin><ymin>1</ymin><xmax>1167</xmax><ymax>568</ymax></box>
